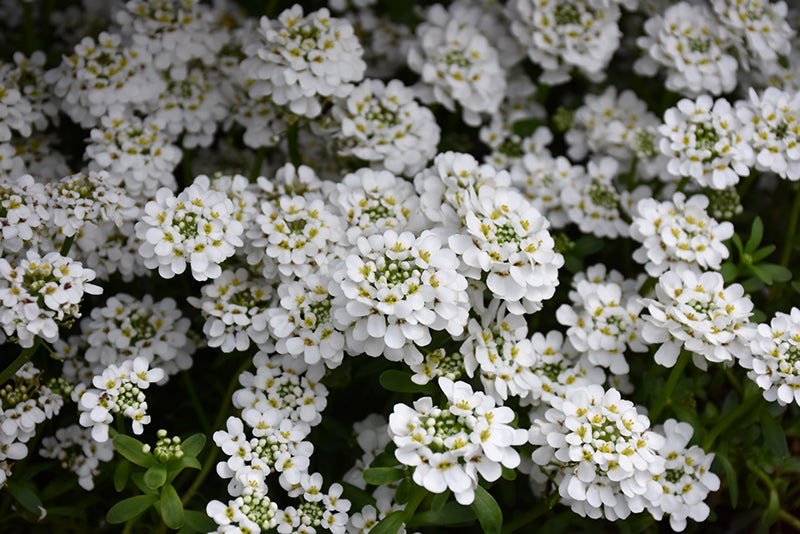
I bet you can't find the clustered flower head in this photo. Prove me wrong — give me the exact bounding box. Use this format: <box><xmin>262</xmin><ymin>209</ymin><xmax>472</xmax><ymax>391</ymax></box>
<box><xmin>741</xmin><ymin>308</ymin><xmax>800</xmax><ymax>406</ymax></box>
<box><xmin>135</xmin><ymin>175</ymin><xmax>244</xmax><ymax>281</ymax></box>
<box><xmin>389</xmin><ymin>378</ymin><xmax>528</xmax><ymax>505</ymax></box>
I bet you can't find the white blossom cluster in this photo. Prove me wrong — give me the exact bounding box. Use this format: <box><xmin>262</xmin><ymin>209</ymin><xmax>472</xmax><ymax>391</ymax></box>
<box><xmin>39</xmin><ymin>424</ymin><xmax>114</xmax><ymax>491</ymax></box>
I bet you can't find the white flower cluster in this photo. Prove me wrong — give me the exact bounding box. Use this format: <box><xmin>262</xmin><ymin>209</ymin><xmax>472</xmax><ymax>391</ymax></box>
<box><xmin>1</xmin><ymin>363</ymin><xmax>72</xmax><ymax>486</ymax></box>
<box><xmin>332</xmin><ymin>230</ymin><xmax>469</xmax><ymax>366</ymax></box>
<box><xmin>135</xmin><ymin>176</ymin><xmax>244</xmax><ymax>281</ymax></box>
<box><xmin>630</xmin><ymin>193</ymin><xmax>734</xmax><ymax>276</ymax></box>
<box><xmin>77</xmin><ymin>356</ymin><xmax>164</xmax><ymax>442</ymax></box>
<box><xmin>0</xmin><ymin>175</ymin><xmax>50</xmax><ymax>258</ymax></box>
<box><xmin>556</xmin><ymin>270</ymin><xmax>646</xmax><ymax>375</ymax></box>
<box><xmin>659</xmin><ymin>96</ymin><xmax>754</xmax><ymax>189</ymax></box>
<box><xmin>329</xmin><ymin>79</ymin><xmax>439</xmax><ymax>177</ymax></box>
<box><xmin>738</xmin><ymin>87</ymin><xmax>800</xmax><ymax>181</ymax></box>
<box><xmin>242</xmin><ymin>5</ymin><xmax>366</xmax><ymax>118</ymax></box>
<box><xmin>389</xmin><ymin>378</ymin><xmax>528</xmax><ymax>505</ymax></box>
<box><xmin>408</xmin><ymin>3</ymin><xmax>505</xmax><ymax>126</ymax></box>
<box><xmin>0</xmin><ymin>250</ymin><xmax>101</xmax><ymax>347</ymax></box>
<box><xmin>641</xmin><ymin>267</ymin><xmax>753</xmax><ymax>369</ymax></box>
<box><xmin>529</xmin><ymin>385</ymin><xmax>665</xmax><ymax>521</ymax></box>
<box><xmin>189</xmin><ymin>267</ymin><xmax>272</xmax><ymax>354</ymax></box>
<box><xmin>39</xmin><ymin>424</ymin><xmax>114</xmax><ymax>491</ymax></box>
<box><xmin>78</xmin><ymin>293</ymin><xmax>195</xmax><ymax>377</ymax></box>
<box><xmin>741</xmin><ymin>308</ymin><xmax>800</xmax><ymax>406</ymax></box>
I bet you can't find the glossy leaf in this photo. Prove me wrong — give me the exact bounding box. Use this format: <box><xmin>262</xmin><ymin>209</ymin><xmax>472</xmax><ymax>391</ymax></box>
<box><xmin>144</xmin><ymin>464</ymin><xmax>168</xmax><ymax>490</ymax></box>
<box><xmin>184</xmin><ymin>509</ymin><xmax>216</xmax><ymax>532</ymax></box>
<box><xmin>363</xmin><ymin>467</ymin><xmax>405</xmax><ymax>486</ymax></box>
<box><xmin>113</xmin><ymin>435</ymin><xmax>154</xmax><ymax>468</ymax></box>
<box><xmin>181</xmin><ymin>434</ymin><xmax>206</xmax><ymax>458</ymax></box>
<box><xmin>369</xmin><ymin>511</ymin><xmax>406</xmax><ymax>534</ymax></box>
<box><xmin>471</xmin><ymin>485</ymin><xmax>502</xmax><ymax>534</ymax></box>
<box><xmin>160</xmin><ymin>483</ymin><xmax>185</xmax><ymax>529</ymax></box>
<box><xmin>106</xmin><ymin>494</ymin><xmax>158</xmax><ymax>524</ymax></box>
<box><xmin>114</xmin><ymin>459</ymin><xmax>130</xmax><ymax>492</ymax></box>
<box><xmin>760</xmin><ymin>408</ymin><xmax>789</xmax><ymax>458</ymax></box>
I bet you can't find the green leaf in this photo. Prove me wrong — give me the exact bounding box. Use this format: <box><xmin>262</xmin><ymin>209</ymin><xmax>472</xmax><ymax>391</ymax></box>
<box><xmin>395</xmin><ymin>479</ymin><xmax>411</xmax><ymax>505</ymax></box>
<box><xmin>760</xmin><ymin>408</ymin><xmax>789</xmax><ymax>458</ymax></box>
<box><xmin>181</xmin><ymin>434</ymin><xmax>206</xmax><ymax>458</ymax></box>
<box><xmin>106</xmin><ymin>494</ymin><xmax>158</xmax><ymax>524</ymax></box>
<box><xmin>167</xmin><ymin>456</ymin><xmax>202</xmax><ymax>479</ymax></box>
<box><xmin>750</xmin><ymin>244</ymin><xmax>776</xmax><ymax>263</ymax></box>
<box><xmin>6</xmin><ymin>480</ymin><xmax>43</xmax><ymax>516</ymax></box>
<box><xmin>369</xmin><ymin>511</ymin><xmax>406</xmax><ymax>534</ymax></box>
<box><xmin>363</xmin><ymin>467</ymin><xmax>405</xmax><ymax>486</ymax></box>
<box><xmin>715</xmin><ymin>454</ymin><xmax>738</xmax><ymax>507</ymax></box>
<box><xmin>745</xmin><ymin>217</ymin><xmax>764</xmax><ymax>254</ymax></box>
<box><xmin>370</xmin><ymin>450</ymin><xmax>400</xmax><ymax>468</ymax></box>
<box><xmin>131</xmin><ymin>472</ymin><xmax>159</xmax><ymax>495</ymax></box>
<box><xmin>113</xmin><ymin>435</ymin><xmax>154</xmax><ymax>468</ymax></box>
<box><xmin>114</xmin><ymin>459</ymin><xmax>130</xmax><ymax>492</ymax></box>
<box><xmin>501</xmin><ymin>466</ymin><xmax>517</xmax><ymax>481</ymax></box>
<box><xmin>379</xmin><ymin>370</ymin><xmax>437</xmax><ymax>394</ymax></box>
<box><xmin>720</xmin><ymin>261</ymin><xmax>738</xmax><ymax>283</ymax></box>
<box><xmin>431</xmin><ymin>489</ymin><xmax>450</xmax><ymax>512</ymax></box>
<box><xmin>184</xmin><ymin>509</ymin><xmax>216</xmax><ymax>532</ymax></box>
<box><xmin>410</xmin><ymin>501</ymin><xmax>474</xmax><ymax>527</ymax></box>
<box><xmin>758</xmin><ymin>263</ymin><xmax>792</xmax><ymax>283</ymax></box>
<box><xmin>731</xmin><ymin>233</ymin><xmax>744</xmax><ymax>255</ymax></box>
<box><xmin>144</xmin><ymin>464</ymin><xmax>168</xmax><ymax>489</ymax></box>
<box><xmin>761</xmin><ymin>487</ymin><xmax>780</xmax><ymax>530</ymax></box>
<box><xmin>749</xmin><ymin>264</ymin><xmax>773</xmax><ymax>284</ymax></box>
<box><xmin>160</xmin><ymin>483</ymin><xmax>185</xmax><ymax>529</ymax></box>
<box><xmin>470</xmin><ymin>485</ymin><xmax>502</xmax><ymax>534</ymax></box>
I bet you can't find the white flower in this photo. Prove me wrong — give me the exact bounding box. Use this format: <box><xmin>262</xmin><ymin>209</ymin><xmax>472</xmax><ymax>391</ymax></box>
<box><xmin>45</xmin><ymin>32</ymin><xmax>165</xmax><ymax>128</ymax></box>
<box><xmin>640</xmin><ymin>267</ymin><xmax>753</xmax><ymax>369</ymax></box>
<box><xmin>647</xmin><ymin>419</ymin><xmax>720</xmax><ymax>532</ymax></box>
<box><xmin>737</xmin><ymin>87</ymin><xmax>800</xmax><ymax>181</ymax></box>
<box><xmin>741</xmin><ymin>308</ymin><xmax>800</xmax><ymax>407</ymax></box>
<box><xmin>414</xmin><ymin>152</ymin><xmax>511</xmax><ymax>230</ymax></box>
<box><xmin>330</xmin><ymin>79</ymin><xmax>439</xmax><ymax>177</ymax></box>
<box><xmin>711</xmin><ymin>0</ymin><xmax>794</xmax><ymax>66</ymax></box>
<box><xmin>634</xmin><ymin>3</ymin><xmax>738</xmax><ymax>96</ymax></box>
<box><xmin>658</xmin><ymin>96</ymin><xmax>754</xmax><ymax>189</ymax></box>
<box><xmin>268</xmin><ymin>273</ymin><xmax>344</xmax><ymax>369</ymax></box>
<box><xmin>135</xmin><ymin>176</ymin><xmax>244</xmax><ymax>281</ymax></box>
<box><xmin>460</xmin><ymin>300</ymin><xmax>538</xmax><ymax>402</ymax></box>
<box><xmin>332</xmin><ymin>230</ymin><xmax>469</xmax><ymax>366</ymax></box>
<box><xmin>389</xmin><ymin>378</ymin><xmax>527</xmax><ymax>505</ymax></box>
<box><xmin>0</xmin><ymin>250</ymin><xmax>101</xmax><ymax>348</ymax></box>
<box><xmin>0</xmin><ymin>66</ymin><xmax>37</xmax><ymax>141</ymax></box>
<box><xmin>1</xmin><ymin>51</ymin><xmax>58</xmax><ymax>130</ymax></box>
<box><xmin>408</xmin><ymin>3</ymin><xmax>505</xmax><ymax>126</ymax></box>
<box><xmin>529</xmin><ymin>385</ymin><xmax>665</xmax><ymax>521</ymax></box>
<box><xmin>630</xmin><ymin>193</ymin><xmax>734</xmax><ymax>276</ymax></box>
<box><xmin>0</xmin><ymin>175</ymin><xmax>50</xmax><ymax>258</ymax></box>
<box><xmin>449</xmin><ymin>186</ymin><xmax>563</xmax><ymax>314</ymax></box>
<box><xmin>556</xmin><ymin>276</ymin><xmax>646</xmax><ymax>375</ymax></box>
<box><xmin>278</xmin><ymin>472</ymin><xmax>351</xmax><ymax>534</ymax></box>
<box><xmin>242</xmin><ymin>5</ymin><xmax>365</xmax><ymax>118</ymax></box>
<box><xmin>39</xmin><ymin>424</ymin><xmax>114</xmax><ymax>490</ymax></box>
<box><xmin>508</xmin><ymin>151</ymin><xmax>580</xmax><ymax>229</ymax></box>
<box><xmin>330</xmin><ymin>168</ymin><xmax>424</xmax><ymax>244</ymax></box>
<box><xmin>510</xmin><ymin>0</ymin><xmax>627</xmax><ymax>85</ymax></box>
<box><xmin>206</xmin><ymin>490</ymin><xmax>279</xmax><ymax>533</ymax></box>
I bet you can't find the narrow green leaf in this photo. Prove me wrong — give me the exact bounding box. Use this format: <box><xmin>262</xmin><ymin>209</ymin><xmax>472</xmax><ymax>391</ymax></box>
<box><xmin>431</xmin><ymin>489</ymin><xmax>450</xmax><ymax>512</ymax></box>
<box><xmin>410</xmin><ymin>501</ymin><xmax>474</xmax><ymax>527</ymax></box>
<box><xmin>144</xmin><ymin>464</ymin><xmax>168</xmax><ymax>490</ymax></box>
<box><xmin>113</xmin><ymin>435</ymin><xmax>154</xmax><ymax>468</ymax></box>
<box><xmin>114</xmin><ymin>459</ymin><xmax>130</xmax><ymax>492</ymax></box>
<box><xmin>131</xmin><ymin>472</ymin><xmax>159</xmax><ymax>495</ymax></box>
<box><xmin>106</xmin><ymin>494</ymin><xmax>158</xmax><ymax>524</ymax></box>
<box><xmin>761</xmin><ymin>487</ymin><xmax>780</xmax><ymax>529</ymax></box>
<box><xmin>184</xmin><ymin>509</ymin><xmax>216</xmax><ymax>532</ymax></box>
<box><xmin>370</xmin><ymin>450</ymin><xmax>400</xmax><ymax>468</ymax></box>
<box><xmin>760</xmin><ymin>408</ymin><xmax>789</xmax><ymax>458</ymax></box>
<box><xmin>715</xmin><ymin>453</ymin><xmax>737</xmax><ymax>507</ymax></box>
<box><xmin>731</xmin><ymin>233</ymin><xmax>744</xmax><ymax>255</ymax></box>
<box><xmin>470</xmin><ymin>485</ymin><xmax>502</xmax><ymax>534</ymax></box>
<box><xmin>719</xmin><ymin>261</ymin><xmax>738</xmax><ymax>283</ymax></box>
<box><xmin>750</xmin><ymin>244</ymin><xmax>776</xmax><ymax>263</ymax></box>
<box><xmin>749</xmin><ymin>264</ymin><xmax>773</xmax><ymax>284</ymax></box>
<box><xmin>167</xmin><ymin>456</ymin><xmax>202</xmax><ymax>480</ymax></box>
<box><xmin>395</xmin><ymin>479</ymin><xmax>411</xmax><ymax>505</ymax></box>
<box><xmin>160</xmin><ymin>483</ymin><xmax>185</xmax><ymax>529</ymax></box>
<box><xmin>759</xmin><ymin>263</ymin><xmax>792</xmax><ymax>283</ymax></box>
<box><xmin>369</xmin><ymin>511</ymin><xmax>406</xmax><ymax>534</ymax></box>
<box><xmin>363</xmin><ymin>467</ymin><xmax>405</xmax><ymax>485</ymax></box>
<box><xmin>6</xmin><ymin>480</ymin><xmax>43</xmax><ymax>515</ymax></box>
<box><xmin>379</xmin><ymin>370</ymin><xmax>437</xmax><ymax>393</ymax></box>
<box><xmin>746</xmin><ymin>217</ymin><xmax>764</xmax><ymax>254</ymax></box>
<box><xmin>181</xmin><ymin>434</ymin><xmax>206</xmax><ymax>458</ymax></box>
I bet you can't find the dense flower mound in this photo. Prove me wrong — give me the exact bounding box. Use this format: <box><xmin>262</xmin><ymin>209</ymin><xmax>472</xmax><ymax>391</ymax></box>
<box><xmin>741</xmin><ymin>308</ymin><xmax>800</xmax><ymax>406</ymax></box>
<box><xmin>389</xmin><ymin>378</ymin><xmax>528</xmax><ymax>505</ymax></box>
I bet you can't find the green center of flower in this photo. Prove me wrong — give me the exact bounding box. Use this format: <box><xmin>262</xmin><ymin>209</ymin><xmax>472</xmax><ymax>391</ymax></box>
<box><xmin>687</xmin><ymin>37</ymin><xmax>711</xmax><ymax>53</ymax></box>
<box><xmin>554</xmin><ymin>4</ymin><xmax>582</xmax><ymax>25</ymax></box>
<box><xmin>304</xmin><ymin>298</ymin><xmax>331</xmax><ymax>328</ymax></box>
<box><xmin>362</xmin><ymin>200</ymin><xmax>393</xmax><ymax>223</ymax></box>
<box><xmin>664</xmin><ymin>467</ymin><xmax>685</xmax><ymax>484</ymax></box>
<box><xmin>298</xmin><ymin>500</ymin><xmax>324</xmax><ymax>526</ymax></box>
<box><xmin>538</xmin><ymin>361</ymin><xmax>567</xmax><ymax>382</ymax></box>
<box><xmin>124</xmin><ymin>309</ymin><xmax>158</xmax><ymax>344</ymax></box>
<box><xmin>498</xmin><ymin>138</ymin><xmax>525</xmax><ymax>159</ymax></box>
<box><xmin>241</xmin><ymin>492</ymin><xmax>277</xmax><ymax>529</ymax></box>
<box><xmin>494</xmin><ymin>223</ymin><xmax>520</xmax><ymax>245</ymax></box>
<box><xmin>635</xmin><ymin>130</ymin><xmax>657</xmax><ymax>158</ymax></box>
<box><xmin>425</xmin><ymin>349</ymin><xmax>464</xmax><ymax>380</ymax></box>
<box><xmin>376</xmin><ymin>256</ymin><xmax>418</xmax><ymax>288</ymax></box>
<box><xmin>694</xmin><ymin>122</ymin><xmax>720</xmax><ymax>156</ymax></box>
<box><xmin>174</xmin><ymin>211</ymin><xmax>199</xmax><ymax>239</ymax></box>
<box><xmin>230</xmin><ymin>289</ymin><xmax>257</xmax><ymax>308</ymax></box>
<box><xmin>424</xmin><ymin>408</ymin><xmax>470</xmax><ymax>452</ymax></box>
<box><xmin>364</xmin><ymin>105</ymin><xmax>399</xmax><ymax>126</ymax></box>
<box><xmin>443</xmin><ymin>50</ymin><xmax>471</xmax><ymax>68</ymax></box>
<box><xmin>588</xmin><ymin>180</ymin><xmax>619</xmax><ymax>210</ymax></box>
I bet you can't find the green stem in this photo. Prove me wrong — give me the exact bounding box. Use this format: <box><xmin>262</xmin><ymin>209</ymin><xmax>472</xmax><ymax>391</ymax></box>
<box><xmin>0</xmin><ymin>339</ymin><xmax>42</xmax><ymax>385</ymax></box>
<box><xmin>649</xmin><ymin>349</ymin><xmax>690</xmax><ymax>422</ymax></box>
<box><xmin>121</xmin><ymin>518</ymin><xmax>135</xmax><ymax>534</ymax></box>
<box><xmin>180</xmin><ymin>356</ymin><xmax>253</xmax><ymax>506</ymax></box>
<box><xmin>780</xmin><ymin>184</ymin><xmax>800</xmax><ymax>267</ymax></box>
<box><xmin>779</xmin><ymin>510</ymin><xmax>800</xmax><ymax>531</ymax></box>
<box><xmin>249</xmin><ymin>147</ymin><xmax>266</xmax><ymax>182</ymax></box>
<box><xmin>703</xmin><ymin>390</ymin><xmax>763</xmax><ymax>450</ymax></box>
<box><xmin>181</xmin><ymin>149</ymin><xmax>195</xmax><ymax>189</ymax></box>
<box><xmin>287</xmin><ymin>121</ymin><xmax>301</xmax><ymax>168</ymax></box>
<box><xmin>59</xmin><ymin>234</ymin><xmax>75</xmax><ymax>256</ymax></box>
